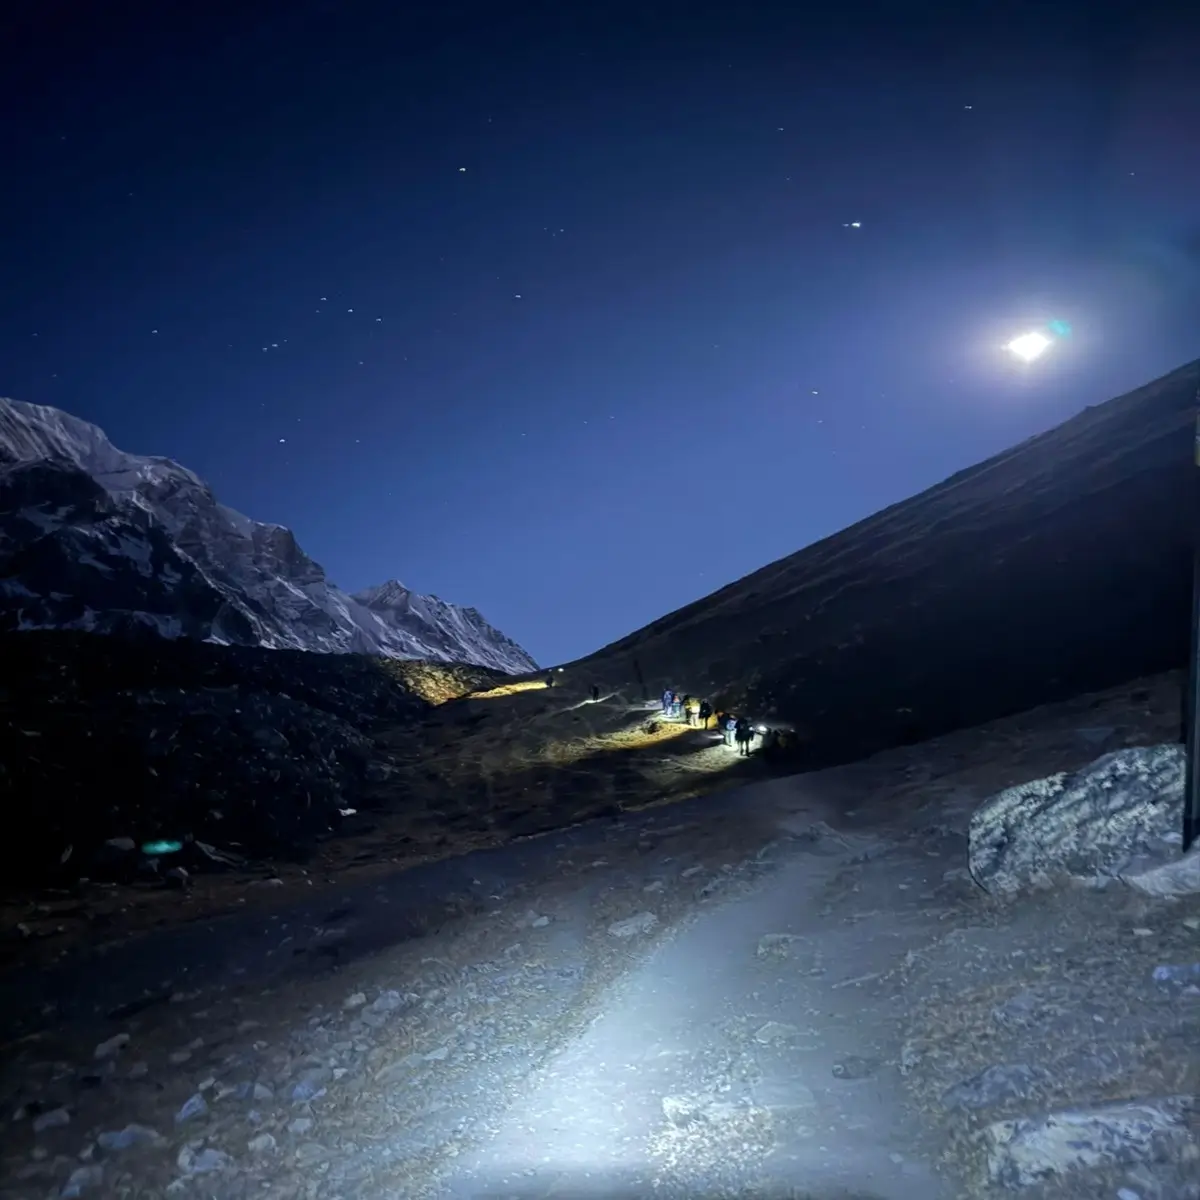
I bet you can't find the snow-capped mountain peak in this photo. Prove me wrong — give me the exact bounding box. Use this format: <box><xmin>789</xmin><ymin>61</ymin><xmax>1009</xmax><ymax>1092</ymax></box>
<box><xmin>0</xmin><ymin>398</ymin><xmax>538</xmax><ymax>673</ymax></box>
<box><xmin>354</xmin><ymin>579</ymin><xmax>412</xmax><ymax>608</ymax></box>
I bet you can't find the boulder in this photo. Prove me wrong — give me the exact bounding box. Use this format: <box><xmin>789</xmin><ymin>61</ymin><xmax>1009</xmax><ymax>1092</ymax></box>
<box><xmin>968</xmin><ymin>744</ymin><xmax>1190</xmax><ymax>897</ymax></box>
<box><xmin>982</xmin><ymin>1095</ymin><xmax>1199</xmax><ymax>1189</ymax></box>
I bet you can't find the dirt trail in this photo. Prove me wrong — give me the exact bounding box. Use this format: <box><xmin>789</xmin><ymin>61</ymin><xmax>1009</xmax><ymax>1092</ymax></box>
<box><xmin>1</xmin><ymin>671</ymin><xmax>1195</xmax><ymax>1199</ymax></box>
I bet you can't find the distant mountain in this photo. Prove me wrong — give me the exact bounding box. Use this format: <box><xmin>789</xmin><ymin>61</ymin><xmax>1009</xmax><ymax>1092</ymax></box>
<box><xmin>0</xmin><ymin>399</ymin><xmax>538</xmax><ymax>673</ymax></box>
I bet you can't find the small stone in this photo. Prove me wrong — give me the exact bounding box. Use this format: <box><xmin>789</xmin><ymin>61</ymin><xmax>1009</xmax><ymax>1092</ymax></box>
<box><xmin>662</xmin><ymin>1095</ymin><xmax>702</xmax><ymax>1127</ymax></box>
<box><xmin>608</xmin><ymin>911</ymin><xmax>658</xmax><ymax>938</ymax></box>
<box><xmin>530</xmin><ymin>915</ymin><xmax>550</xmax><ymax>928</ymax></box>
<box><xmin>127</xmin><ymin>1062</ymin><xmax>149</xmax><ymax>1079</ymax></box>
<box><xmin>291</xmin><ymin>1068</ymin><xmax>331</xmax><ymax>1103</ymax></box>
<box><xmin>1183</xmin><ymin>917</ymin><xmax>1200</xmax><ymax>931</ymax></box>
<box><xmin>177</xmin><ymin>1145</ymin><xmax>232</xmax><ymax>1174</ymax></box>
<box><xmin>643</xmin><ymin>879</ymin><xmax>666</xmax><ymax>893</ymax></box>
<box><xmin>60</xmin><ymin>1164</ymin><xmax>104</xmax><ymax>1197</ymax></box>
<box><xmin>33</xmin><ymin>1107</ymin><xmax>71</xmax><ymax>1133</ymax></box>
<box><xmin>248</xmin><ymin>1133</ymin><xmax>277</xmax><ymax>1155</ymax></box>
<box><xmin>1131</xmin><ymin>927</ymin><xmax>1153</xmax><ymax>937</ymax></box>
<box><xmin>831</xmin><ymin>1055</ymin><xmax>879</xmax><ymax>1080</ymax></box>
<box><xmin>368</xmin><ymin>990</ymin><xmax>401</xmax><ymax>1014</ymax></box>
<box><xmin>175</xmin><ymin>1093</ymin><xmax>208</xmax><ymax>1124</ymax></box>
<box><xmin>293</xmin><ymin>1142</ymin><xmax>327</xmax><ymax>1168</ymax></box>
<box><xmin>343</xmin><ymin>992</ymin><xmax>367</xmax><ymax>1010</ymax></box>
<box><xmin>288</xmin><ymin>1117</ymin><xmax>314</xmax><ymax>1135</ymax></box>
<box><xmin>96</xmin><ymin>1124</ymin><xmax>164</xmax><ymax>1152</ymax></box>
<box><xmin>753</xmin><ymin>1021</ymin><xmax>805</xmax><ymax>1045</ymax></box>
<box><xmin>252</xmin><ymin>1082</ymin><xmax>274</xmax><ymax>1102</ymax></box>
<box><xmin>93</xmin><ymin>1034</ymin><xmax>130</xmax><ymax>1060</ymax></box>
<box><xmin>168</xmin><ymin>1050</ymin><xmax>193</xmax><ymax>1065</ymax></box>
<box><xmin>756</xmin><ymin>933</ymin><xmax>805</xmax><ymax>959</ymax></box>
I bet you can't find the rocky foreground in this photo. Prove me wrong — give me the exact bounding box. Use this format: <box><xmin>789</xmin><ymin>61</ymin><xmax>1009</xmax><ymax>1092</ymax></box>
<box><xmin>0</xmin><ymin>671</ymin><xmax>1196</xmax><ymax>1199</ymax></box>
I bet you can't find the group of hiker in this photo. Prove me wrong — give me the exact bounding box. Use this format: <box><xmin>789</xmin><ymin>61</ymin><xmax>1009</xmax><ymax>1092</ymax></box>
<box><xmin>660</xmin><ymin>688</ymin><xmax>758</xmax><ymax>756</ymax></box>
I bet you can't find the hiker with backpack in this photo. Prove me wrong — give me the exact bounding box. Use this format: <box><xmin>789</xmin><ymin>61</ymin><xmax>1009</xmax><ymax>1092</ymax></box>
<box><xmin>735</xmin><ymin>715</ymin><xmax>754</xmax><ymax>756</ymax></box>
<box><xmin>722</xmin><ymin>712</ymin><xmax>737</xmax><ymax>747</ymax></box>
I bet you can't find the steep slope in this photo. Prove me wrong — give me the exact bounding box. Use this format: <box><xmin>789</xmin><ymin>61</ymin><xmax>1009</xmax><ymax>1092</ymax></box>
<box><xmin>0</xmin><ymin>399</ymin><xmax>538</xmax><ymax>672</ymax></box>
<box><xmin>577</xmin><ymin>359</ymin><xmax>1200</xmax><ymax>766</ymax></box>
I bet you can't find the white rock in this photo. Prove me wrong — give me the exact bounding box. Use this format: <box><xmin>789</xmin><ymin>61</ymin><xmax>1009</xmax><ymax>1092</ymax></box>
<box><xmin>982</xmin><ymin>1095</ymin><xmax>1199</xmax><ymax>1188</ymax></box>
<box><xmin>969</xmin><ymin>746</ymin><xmax>1189</xmax><ymax>897</ymax></box>
<box><xmin>93</xmin><ymin>1033</ymin><xmax>130</xmax><ymax>1060</ymax></box>
<box><xmin>608</xmin><ymin>911</ymin><xmax>658</xmax><ymax>938</ymax></box>
<box><xmin>32</xmin><ymin>1107</ymin><xmax>70</xmax><ymax>1133</ymax></box>
<box><xmin>1123</xmin><ymin>848</ymin><xmax>1200</xmax><ymax>898</ymax></box>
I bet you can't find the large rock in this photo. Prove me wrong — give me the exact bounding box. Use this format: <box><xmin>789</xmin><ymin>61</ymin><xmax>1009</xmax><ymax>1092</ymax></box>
<box><xmin>968</xmin><ymin>744</ymin><xmax>1190</xmax><ymax>897</ymax></box>
<box><xmin>982</xmin><ymin>1096</ymin><xmax>1199</xmax><ymax>1189</ymax></box>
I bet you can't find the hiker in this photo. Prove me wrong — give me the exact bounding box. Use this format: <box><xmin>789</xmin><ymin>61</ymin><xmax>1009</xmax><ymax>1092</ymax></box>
<box><xmin>762</xmin><ymin>727</ymin><xmax>780</xmax><ymax>759</ymax></box>
<box><xmin>670</xmin><ymin>694</ymin><xmax>683</xmax><ymax>720</ymax></box>
<box><xmin>545</xmin><ymin>672</ymin><xmax>555</xmax><ymax>688</ymax></box>
<box><xmin>685</xmin><ymin>695</ymin><xmax>701</xmax><ymax>726</ymax></box>
<box><xmin>698</xmin><ymin>699</ymin><xmax>713</xmax><ymax>729</ymax></box>
<box><xmin>723</xmin><ymin>712</ymin><xmax>737</xmax><ymax>747</ymax></box>
<box><xmin>591</xmin><ymin>684</ymin><xmax>600</xmax><ymax>702</ymax></box>
<box><xmin>735</xmin><ymin>715</ymin><xmax>753</xmax><ymax>756</ymax></box>
<box><xmin>661</xmin><ymin>688</ymin><xmax>674</xmax><ymax>714</ymax></box>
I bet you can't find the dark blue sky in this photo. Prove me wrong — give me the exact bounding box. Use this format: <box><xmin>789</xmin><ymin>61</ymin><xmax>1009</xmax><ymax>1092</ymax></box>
<box><xmin>2</xmin><ymin>0</ymin><xmax>1197</xmax><ymax>666</ymax></box>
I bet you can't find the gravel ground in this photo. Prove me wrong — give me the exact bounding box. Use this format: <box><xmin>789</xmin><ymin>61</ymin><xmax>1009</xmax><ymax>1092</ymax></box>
<box><xmin>2</xmin><ymin>671</ymin><xmax>1197</xmax><ymax>1200</ymax></box>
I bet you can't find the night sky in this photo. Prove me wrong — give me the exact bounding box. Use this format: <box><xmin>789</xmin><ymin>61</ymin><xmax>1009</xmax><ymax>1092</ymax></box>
<box><xmin>2</xmin><ymin>1</ymin><xmax>1197</xmax><ymax>667</ymax></box>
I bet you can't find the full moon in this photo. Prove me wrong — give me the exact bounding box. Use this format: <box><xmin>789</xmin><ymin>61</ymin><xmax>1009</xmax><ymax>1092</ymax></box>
<box><xmin>1005</xmin><ymin>330</ymin><xmax>1053</xmax><ymax>362</ymax></box>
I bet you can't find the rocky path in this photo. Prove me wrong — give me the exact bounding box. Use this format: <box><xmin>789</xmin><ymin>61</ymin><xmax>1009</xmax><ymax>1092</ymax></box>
<box><xmin>435</xmin><ymin>816</ymin><xmax>959</xmax><ymax>1199</ymax></box>
<box><xmin>2</xmin><ymin>673</ymin><xmax>1198</xmax><ymax>1200</ymax></box>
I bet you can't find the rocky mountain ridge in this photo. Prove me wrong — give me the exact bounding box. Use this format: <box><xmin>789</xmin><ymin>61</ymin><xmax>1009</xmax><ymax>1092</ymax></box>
<box><xmin>0</xmin><ymin>398</ymin><xmax>537</xmax><ymax>672</ymax></box>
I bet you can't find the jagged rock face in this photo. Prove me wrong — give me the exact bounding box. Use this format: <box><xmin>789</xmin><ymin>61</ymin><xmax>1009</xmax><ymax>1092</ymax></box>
<box><xmin>967</xmin><ymin>744</ymin><xmax>1189</xmax><ymax>896</ymax></box>
<box><xmin>0</xmin><ymin>399</ymin><xmax>538</xmax><ymax>672</ymax></box>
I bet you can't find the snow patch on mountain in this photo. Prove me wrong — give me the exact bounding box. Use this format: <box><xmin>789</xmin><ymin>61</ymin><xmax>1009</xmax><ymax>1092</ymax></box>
<box><xmin>0</xmin><ymin>398</ymin><xmax>538</xmax><ymax>672</ymax></box>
